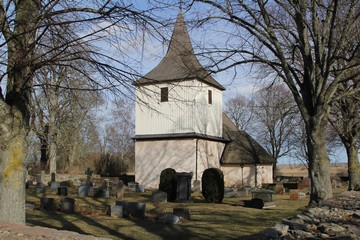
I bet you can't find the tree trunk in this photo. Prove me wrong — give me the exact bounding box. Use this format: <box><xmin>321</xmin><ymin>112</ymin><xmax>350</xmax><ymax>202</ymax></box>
<box><xmin>345</xmin><ymin>142</ymin><xmax>360</xmax><ymax>191</ymax></box>
<box><xmin>0</xmin><ymin>105</ymin><xmax>27</xmax><ymax>224</ymax></box>
<box><xmin>306</xmin><ymin>119</ymin><xmax>333</xmax><ymax>205</ymax></box>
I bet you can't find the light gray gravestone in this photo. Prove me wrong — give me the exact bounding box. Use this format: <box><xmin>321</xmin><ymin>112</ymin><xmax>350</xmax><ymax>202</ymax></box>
<box><xmin>116</xmin><ymin>180</ymin><xmax>124</xmax><ymax>199</ymax></box>
<box><xmin>78</xmin><ymin>185</ymin><xmax>89</xmax><ymax>196</ymax></box>
<box><xmin>151</xmin><ymin>190</ymin><xmax>167</xmax><ymax>203</ymax></box>
<box><xmin>107</xmin><ymin>205</ymin><xmax>123</xmax><ymax>218</ymax></box>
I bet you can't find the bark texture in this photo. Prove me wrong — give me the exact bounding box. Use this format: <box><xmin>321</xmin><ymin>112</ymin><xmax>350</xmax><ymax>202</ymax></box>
<box><xmin>0</xmin><ymin>103</ymin><xmax>27</xmax><ymax>224</ymax></box>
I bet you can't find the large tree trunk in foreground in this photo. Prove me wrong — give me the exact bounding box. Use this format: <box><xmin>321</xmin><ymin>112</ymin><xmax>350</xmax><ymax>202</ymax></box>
<box><xmin>306</xmin><ymin>117</ymin><xmax>333</xmax><ymax>205</ymax></box>
<box><xmin>0</xmin><ymin>103</ymin><xmax>28</xmax><ymax>224</ymax></box>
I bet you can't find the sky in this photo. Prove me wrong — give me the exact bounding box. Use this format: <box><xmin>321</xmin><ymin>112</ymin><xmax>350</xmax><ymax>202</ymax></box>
<box><xmin>0</xmin><ymin>1</ymin><xmax>352</xmax><ymax>165</ymax></box>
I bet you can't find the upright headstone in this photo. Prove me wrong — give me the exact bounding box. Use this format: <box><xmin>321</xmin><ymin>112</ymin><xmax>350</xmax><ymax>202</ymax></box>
<box><xmin>51</xmin><ymin>172</ymin><xmax>56</xmax><ymax>182</ymax></box>
<box><xmin>116</xmin><ymin>180</ymin><xmax>124</xmax><ymax>199</ymax></box>
<box><xmin>176</xmin><ymin>172</ymin><xmax>193</xmax><ymax>202</ymax></box>
<box><xmin>61</xmin><ymin>197</ymin><xmax>75</xmax><ymax>213</ymax></box>
<box><xmin>85</xmin><ymin>168</ymin><xmax>93</xmax><ymax>186</ymax></box>
<box><xmin>40</xmin><ymin>171</ymin><xmax>45</xmax><ymax>184</ymax></box>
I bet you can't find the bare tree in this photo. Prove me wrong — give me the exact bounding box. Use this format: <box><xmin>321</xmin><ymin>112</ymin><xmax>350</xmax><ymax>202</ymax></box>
<box><xmin>96</xmin><ymin>98</ymin><xmax>135</xmax><ymax>176</ymax></box>
<box><xmin>193</xmin><ymin>0</ymin><xmax>360</xmax><ymax>204</ymax></box>
<box><xmin>330</xmin><ymin>80</ymin><xmax>360</xmax><ymax>190</ymax></box>
<box><xmin>0</xmin><ymin>0</ymin><xmax>160</xmax><ymax>224</ymax></box>
<box><xmin>31</xmin><ymin>65</ymin><xmax>104</xmax><ymax>174</ymax></box>
<box><xmin>224</xmin><ymin>94</ymin><xmax>254</xmax><ymax>131</ymax></box>
<box><xmin>253</xmin><ymin>84</ymin><xmax>299</xmax><ymax>178</ymax></box>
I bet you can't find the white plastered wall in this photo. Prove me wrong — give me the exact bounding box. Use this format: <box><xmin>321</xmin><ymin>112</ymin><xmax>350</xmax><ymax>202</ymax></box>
<box><xmin>135</xmin><ymin>80</ymin><xmax>222</xmax><ymax>137</ymax></box>
<box><xmin>135</xmin><ymin>139</ymin><xmax>224</xmax><ymax>189</ymax></box>
<box><xmin>221</xmin><ymin>164</ymin><xmax>273</xmax><ymax>188</ymax></box>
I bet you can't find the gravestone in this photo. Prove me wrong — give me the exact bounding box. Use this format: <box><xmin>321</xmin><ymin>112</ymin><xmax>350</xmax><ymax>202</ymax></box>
<box><xmin>176</xmin><ymin>172</ymin><xmax>192</xmax><ymax>202</ymax></box>
<box><xmin>78</xmin><ymin>185</ymin><xmax>89</xmax><ymax>196</ymax></box>
<box><xmin>58</xmin><ymin>186</ymin><xmax>68</xmax><ymax>196</ymax></box>
<box><xmin>158</xmin><ymin>214</ymin><xmax>180</xmax><ymax>225</ymax></box>
<box><xmin>35</xmin><ymin>182</ymin><xmax>46</xmax><ymax>194</ymax></box>
<box><xmin>40</xmin><ymin>197</ymin><xmax>55</xmax><ymax>211</ymax></box>
<box><xmin>51</xmin><ymin>172</ymin><xmax>56</xmax><ymax>182</ymax></box>
<box><xmin>61</xmin><ymin>197</ymin><xmax>75</xmax><ymax>213</ymax></box>
<box><xmin>173</xmin><ymin>208</ymin><xmax>191</xmax><ymax>220</ymax></box>
<box><xmin>248</xmin><ymin>189</ymin><xmax>276</xmax><ymax>209</ymax></box>
<box><xmin>136</xmin><ymin>184</ymin><xmax>145</xmax><ymax>192</ymax></box>
<box><xmin>85</xmin><ymin>168</ymin><xmax>93</xmax><ymax>186</ymax></box>
<box><xmin>107</xmin><ymin>205</ymin><xmax>123</xmax><ymax>218</ymax></box>
<box><xmin>127</xmin><ymin>182</ymin><xmax>138</xmax><ymax>191</ymax></box>
<box><xmin>116</xmin><ymin>201</ymin><xmax>146</xmax><ymax>218</ymax></box>
<box><xmin>151</xmin><ymin>190</ymin><xmax>167</xmax><ymax>203</ymax></box>
<box><xmin>51</xmin><ymin>181</ymin><xmax>61</xmax><ymax>190</ymax></box>
<box><xmin>102</xmin><ymin>179</ymin><xmax>110</xmax><ymax>190</ymax></box>
<box><xmin>94</xmin><ymin>187</ymin><xmax>109</xmax><ymax>198</ymax></box>
<box><xmin>116</xmin><ymin>180</ymin><xmax>124</xmax><ymax>199</ymax></box>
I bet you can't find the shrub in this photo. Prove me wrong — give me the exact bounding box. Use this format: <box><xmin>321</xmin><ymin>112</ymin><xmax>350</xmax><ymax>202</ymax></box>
<box><xmin>159</xmin><ymin>168</ymin><xmax>177</xmax><ymax>202</ymax></box>
<box><xmin>202</xmin><ymin>168</ymin><xmax>224</xmax><ymax>203</ymax></box>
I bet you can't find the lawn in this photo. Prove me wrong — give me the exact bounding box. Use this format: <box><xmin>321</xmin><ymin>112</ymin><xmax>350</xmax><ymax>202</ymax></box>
<box><xmin>25</xmin><ymin>185</ymin><xmax>347</xmax><ymax>240</ymax></box>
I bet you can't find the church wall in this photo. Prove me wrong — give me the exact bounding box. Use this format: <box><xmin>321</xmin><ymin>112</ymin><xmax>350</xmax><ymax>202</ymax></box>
<box><xmin>135</xmin><ymin>80</ymin><xmax>222</xmax><ymax>137</ymax></box>
<box><xmin>135</xmin><ymin>139</ymin><xmax>224</xmax><ymax>189</ymax></box>
<box><xmin>221</xmin><ymin>164</ymin><xmax>273</xmax><ymax>187</ymax></box>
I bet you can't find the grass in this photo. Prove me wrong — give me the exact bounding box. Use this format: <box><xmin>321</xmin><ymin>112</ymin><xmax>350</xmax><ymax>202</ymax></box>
<box><xmin>25</xmin><ymin>185</ymin><xmax>348</xmax><ymax>240</ymax></box>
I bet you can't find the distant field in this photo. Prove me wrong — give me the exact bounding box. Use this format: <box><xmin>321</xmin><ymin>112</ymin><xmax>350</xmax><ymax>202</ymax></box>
<box><xmin>276</xmin><ymin>163</ymin><xmax>348</xmax><ymax>178</ymax></box>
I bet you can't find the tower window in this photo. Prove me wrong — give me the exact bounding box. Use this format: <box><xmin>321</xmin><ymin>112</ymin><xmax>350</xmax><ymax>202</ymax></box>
<box><xmin>208</xmin><ymin>90</ymin><xmax>212</xmax><ymax>104</ymax></box>
<box><xmin>160</xmin><ymin>87</ymin><xmax>168</xmax><ymax>102</ymax></box>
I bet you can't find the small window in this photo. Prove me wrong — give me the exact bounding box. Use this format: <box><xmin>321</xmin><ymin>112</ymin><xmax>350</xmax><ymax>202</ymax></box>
<box><xmin>160</xmin><ymin>87</ymin><xmax>168</xmax><ymax>102</ymax></box>
<box><xmin>208</xmin><ymin>90</ymin><xmax>212</xmax><ymax>104</ymax></box>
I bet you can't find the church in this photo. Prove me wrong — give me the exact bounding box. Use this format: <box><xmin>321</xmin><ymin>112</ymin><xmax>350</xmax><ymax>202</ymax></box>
<box><xmin>133</xmin><ymin>8</ymin><xmax>274</xmax><ymax>189</ymax></box>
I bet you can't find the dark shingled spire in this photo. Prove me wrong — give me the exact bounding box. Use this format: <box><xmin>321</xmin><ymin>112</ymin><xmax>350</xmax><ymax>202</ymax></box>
<box><xmin>136</xmin><ymin>9</ymin><xmax>225</xmax><ymax>90</ymax></box>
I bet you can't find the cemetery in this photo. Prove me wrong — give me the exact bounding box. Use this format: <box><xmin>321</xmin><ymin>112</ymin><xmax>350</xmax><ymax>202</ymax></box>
<box><xmin>22</xmin><ymin>168</ymin><xmax>358</xmax><ymax>240</ymax></box>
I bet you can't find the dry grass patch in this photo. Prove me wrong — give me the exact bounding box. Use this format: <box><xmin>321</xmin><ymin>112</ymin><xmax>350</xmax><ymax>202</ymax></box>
<box><xmin>25</xmin><ymin>186</ymin><xmax>348</xmax><ymax>240</ymax></box>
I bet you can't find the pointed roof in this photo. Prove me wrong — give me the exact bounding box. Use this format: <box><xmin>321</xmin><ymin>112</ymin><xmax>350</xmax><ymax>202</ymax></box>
<box><xmin>221</xmin><ymin>113</ymin><xmax>275</xmax><ymax>165</ymax></box>
<box><xmin>136</xmin><ymin>9</ymin><xmax>225</xmax><ymax>91</ymax></box>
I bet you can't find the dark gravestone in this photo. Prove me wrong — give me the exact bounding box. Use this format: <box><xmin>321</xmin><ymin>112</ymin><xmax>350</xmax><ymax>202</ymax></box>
<box><xmin>283</xmin><ymin>182</ymin><xmax>298</xmax><ymax>192</ymax></box>
<box><xmin>173</xmin><ymin>208</ymin><xmax>191</xmax><ymax>220</ymax></box>
<box><xmin>107</xmin><ymin>205</ymin><xmax>123</xmax><ymax>218</ymax></box>
<box><xmin>94</xmin><ymin>187</ymin><xmax>109</xmax><ymax>198</ymax></box>
<box><xmin>176</xmin><ymin>172</ymin><xmax>193</xmax><ymax>202</ymax></box>
<box><xmin>35</xmin><ymin>182</ymin><xmax>46</xmax><ymax>194</ymax></box>
<box><xmin>40</xmin><ymin>197</ymin><xmax>55</xmax><ymax>211</ymax></box>
<box><xmin>136</xmin><ymin>184</ymin><xmax>145</xmax><ymax>192</ymax></box>
<box><xmin>85</xmin><ymin>168</ymin><xmax>93</xmax><ymax>186</ymax></box>
<box><xmin>151</xmin><ymin>190</ymin><xmax>167</xmax><ymax>203</ymax></box>
<box><xmin>57</xmin><ymin>186</ymin><xmax>68</xmax><ymax>196</ymax></box>
<box><xmin>262</xmin><ymin>183</ymin><xmax>276</xmax><ymax>191</ymax></box>
<box><xmin>51</xmin><ymin>172</ymin><xmax>56</xmax><ymax>182</ymax></box>
<box><xmin>61</xmin><ymin>197</ymin><xmax>75</xmax><ymax>213</ymax></box>
<box><xmin>116</xmin><ymin>201</ymin><xmax>146</xmax><ymax>218</ymax></box>
<box><xmin>119</xmin><ymin>174</ymin><xmax>135</xmax><ymax>185</ymax></box>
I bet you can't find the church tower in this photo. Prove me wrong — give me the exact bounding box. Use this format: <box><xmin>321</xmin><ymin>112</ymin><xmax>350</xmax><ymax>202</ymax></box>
<box><xmin>134</xmin><ymin>8</ymin><xmax>226</xmax><ymax>188</ymax></box>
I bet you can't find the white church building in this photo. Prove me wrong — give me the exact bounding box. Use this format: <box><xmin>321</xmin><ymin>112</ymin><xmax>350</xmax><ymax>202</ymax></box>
<box><xmin>134</xmin><ymin>8</ymin><xmax>274</xmax><ymax>189</ymax></box>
